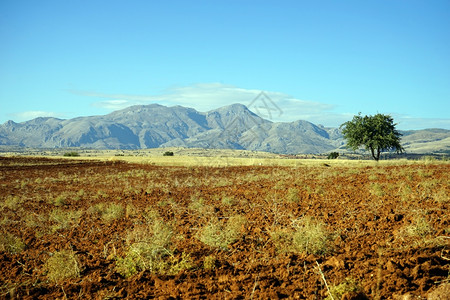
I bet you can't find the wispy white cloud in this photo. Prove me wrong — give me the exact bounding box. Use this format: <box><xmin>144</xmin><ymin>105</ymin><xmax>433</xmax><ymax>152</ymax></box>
<box><xmin>67</xmin><ymin>83</ymin><xmax>450</xmax><ymax>129</ymax></box>
<box><xmin>10</xmin><ymin>111</ymin><xmax>65</xmax><ymax>122</ymax></box>
<box><xmin>393</xmin><ymin>114</ymin><xmax>450</xmax><ymax>130</ymax></box>
<box><xmin>92</xmin><ymin>99</ymin><xmax>134</xmax><ymax>110</ymax></box>
<box><xmin>69</xmin><ymin>83</ymin><xmax>337</xmax><ymax>123</ymax></box>
<box><xmin>68</xmin><ymin>90</ymin><xmax>155</xmax><ymax>110</ymax></box>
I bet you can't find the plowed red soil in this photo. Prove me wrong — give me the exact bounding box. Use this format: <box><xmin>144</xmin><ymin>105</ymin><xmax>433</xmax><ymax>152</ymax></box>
<box><xmin>0</xmin><ymin>157</ymin><xmax>449</xmax><ymax>299</ymax></box>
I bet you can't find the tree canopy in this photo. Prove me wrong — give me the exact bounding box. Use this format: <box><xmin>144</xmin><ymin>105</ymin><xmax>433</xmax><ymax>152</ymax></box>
<box><xmin>340</xmin><ymin>113</ymin><xmax>404</xmax><ymax>161</ymax></box>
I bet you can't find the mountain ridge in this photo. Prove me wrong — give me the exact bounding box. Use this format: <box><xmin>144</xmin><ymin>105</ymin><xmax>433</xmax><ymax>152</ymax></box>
<box><xmin>1</xmin><ymin>103</ymin><xmax>448</xmax><ymax>154</ymax></box>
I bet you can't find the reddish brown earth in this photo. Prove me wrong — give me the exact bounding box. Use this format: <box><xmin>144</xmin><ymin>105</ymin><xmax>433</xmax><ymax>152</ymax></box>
<box><xmin>0</xmin><ymin>157</ymin><xmax>449</xmax><ymax>299</ymax></box>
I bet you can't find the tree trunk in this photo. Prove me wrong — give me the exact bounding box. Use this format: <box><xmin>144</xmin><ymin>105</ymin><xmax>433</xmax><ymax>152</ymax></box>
<box><xmin>370</xmin><ymin>147</ymin><xmax>380</xmax><ymax>161</ymax></box>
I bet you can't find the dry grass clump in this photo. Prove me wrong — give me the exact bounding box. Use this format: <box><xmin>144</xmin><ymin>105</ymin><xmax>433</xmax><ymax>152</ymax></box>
<box><xmin>286</xmin><ymin>188</ymin><xmax>301</xmax><ymax>203</ymax></box>
<box><xmin>221</xmin><ymin>196</ymin><xmax>237</xmax><ymax>206</ymax></box>
<box><xmin>49</xmin><ymin>209</ymin><xmax>82</xmax><ymax>231</ymax></box>
<box><xmin>74</xmin><ymin>189</ymin><xmax>85</xmax><ymax>201</ymax></box>
<box><xmin>116</xmin><ymin>216</ymin><xmax>192</xmax><ymax>278</ymax></box>
<box><xmin>203</xmin><ymin>255</ymin><xmax>216</xmax><ymax>270</ymax></box>
<box><xmin>0</xmin><ymin>232</ymin><xmax>26</xmax><ymax>254</ymax></box>
<box><xmin>51</xmin><ymin>194</ymin><xmax>67</xmax><ymax>206</ymax></box>
<box><xmin>102</xmin><ymin>203</ymin><xmax>124</xmax><ymax>222</ymax></box>
<box><xmin>398</xmin><ymin>183</ymin><xmax>413</xmax><ymax>202</ymax></box>
<box><xmin>23</xmin><ymin>213</ymin><xmax>45</xmax><ymax>229</ymax></box>
<box><xmin>197</xmin><ymin>215</ymin><xmax>247</xmax><ymax>250</ymax></box>
<box><xmin>1</xmin><ymin>195</ymin><xmax>23</xmax><ymax>210</ymax></box>
<box><xmin>325</xmin><ymin>278</ymin><xmax>367</xmax><ymax>300</ymax></box>
<box><xmin>405</xmin><ymin>216</ymin><xmax>433</xmax><ymax>238</ymax></box>
<box><xmin>125</xmin><ymin>203</ymin><xmax>138</xmax><ymax>218</ymax></box>
<box><xmin>271</xmin><ymin>216</ymin><xmax>332</xmax><ymax>255</ymax></box>
<box><xmin>189</xmin><ymin>195</ymin><xmax>215</xmax><ymax>217</ymax></box>
<box><xmin>395</xmin><ymin>214</ymin><xmax>439</xmax><ymax>248</ymax></box>
<box><xmin>432</xmin><ymin>188</ymin><xmax>448</xmax><ymax>203</ymax></box>
<box><xmin>45</xmin><ymin>250</ymin><xmax>80</xmax><ymax>283</ymax></box>
<box><xmin>89</xmin><ymin>202</ymin><xmax>124</xmax><ymax>222</ymax></box>
<box><xmin>369</xmin><ymin>183</ymin><xmax>385</xmax><ymax>197</ymax></box>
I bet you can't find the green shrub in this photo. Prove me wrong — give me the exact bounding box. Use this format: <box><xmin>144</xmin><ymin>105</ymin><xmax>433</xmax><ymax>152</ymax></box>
<box><xmin>163</xmin><ymin>151</ymin><xmax>174</xmax><ymax>156</ymax></box>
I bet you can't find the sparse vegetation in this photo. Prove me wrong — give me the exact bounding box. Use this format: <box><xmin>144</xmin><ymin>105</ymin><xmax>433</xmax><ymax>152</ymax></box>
<box><xmin>116</xmin><ymin>217</ymin><xmax>192</xmax><ymax>277</ymax></box>
<box><xmin>221</xmin><ymin>195</ymin><xmax>237</xmax><ymax>206</ymax></box>
<box><xmin>197</xmin><ymin>215</ymin><xmax>247</xmax><ymax>249</ymax></box>
<box><xmin>271</xmin><ymin>216</ymin><xmax>332</xmax><ymax>255</ymax></box>
<box><xmin>0</xmin><ymin>155</ymin><xmax>448</xmax><ymax>299</ymax></box>
<box><xmin>49</xmin><ymin>208</ymin><xmax>82</xmax><ymax>231</ymax></box>
<box><xmin>325</xmin><ymin>278</ymin><xmax>367</xmax><ymax>300</ymax></box>
<box><xmin>45</xmin><ymin>250</ymin><xmax>80</xmax><ymax>282</ymax></box>
<box><xmin>189</xmin><ymin>195</ymin><xmax>214</xmax><ymax>217</ymax></box>
<box><xmin>405</xmin><ymin>216</ymin><xmax>433</xmax><ymax>239</ymax></box>
<box><xmin>102</xmin><ymin>203</ymin><xmax>124</xmax><ymax>222</ymax></box>
<box><xmin>286</xmin><ymin>187</ymin><xmax>300</xmax><ymax>203</ymax></box>
<box><xmin>2</xmin><ymin>195</ymin><xmax>22</xmax><ymax>210</ymax></box>
<box><xmin>369</xmin><ymin>182</ymin><xmax>385</xmax><ymax>197</ymax></box>
<box><xmin>51</xmin><ymin>194</ymin><xmax>67</xmax><ymax>206</ymax></box>
<box><xmin>89</xmin><ymin>202</ymin><xmax>124</xmax><ymax>222</ymax></box>
<box><xmin>0</xmin><ymin>232</ymin><xmax>26</xmax><ymax>254</ymax></box>
<box><xmin>203</xmin><ymin>255</ymin><xmax>216</xmax><ymax>270</ymax></box>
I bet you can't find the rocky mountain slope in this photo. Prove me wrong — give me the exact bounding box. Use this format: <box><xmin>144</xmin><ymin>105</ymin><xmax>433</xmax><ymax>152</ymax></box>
<box><xmin>0</xmin><ymin>103</ymin><xmax>448</xmax><ymax>154</ymax></box>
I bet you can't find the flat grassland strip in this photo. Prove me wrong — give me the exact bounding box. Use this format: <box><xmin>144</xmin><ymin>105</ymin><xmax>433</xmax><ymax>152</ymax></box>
<box><xmin>24</xmin><ymin>151</ymin><xmax>443</xmax><ymax>167</ymax></box>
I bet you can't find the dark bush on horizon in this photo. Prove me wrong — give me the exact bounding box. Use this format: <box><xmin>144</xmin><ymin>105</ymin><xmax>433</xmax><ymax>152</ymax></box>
<box><xmin>63</xmin><ymin>152</ymin><xmax>80</xmax><ymax>157</ymax></box>
<box><xmin>327</xmin><ymin>152</ymin><xmax>339</xmax><ymax>159</ymax></box>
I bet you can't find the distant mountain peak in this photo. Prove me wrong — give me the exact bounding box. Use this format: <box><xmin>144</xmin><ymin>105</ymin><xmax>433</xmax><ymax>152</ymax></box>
<box><xmin>4</xmin><ymin>120</ymin><xmax>18</xmax><ymax>126</ymax></box>
<box><xmin>212</xmin><ymin>103</ymin><xmax>251</xmax><ymax>112</ymax></box>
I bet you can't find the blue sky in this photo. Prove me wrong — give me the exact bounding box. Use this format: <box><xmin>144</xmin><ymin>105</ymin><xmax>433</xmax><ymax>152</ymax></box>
<box><xmin>1</xmin><ymin>0</ymin><xmax>449</xmax><ymax>130</ymax></box>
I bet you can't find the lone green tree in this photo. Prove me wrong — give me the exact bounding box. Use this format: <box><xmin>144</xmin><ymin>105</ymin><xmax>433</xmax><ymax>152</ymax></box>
<box><xmin>340</xmin><ymin>113</ymin><xmax>404</xmax><ymax>161</ymax></box>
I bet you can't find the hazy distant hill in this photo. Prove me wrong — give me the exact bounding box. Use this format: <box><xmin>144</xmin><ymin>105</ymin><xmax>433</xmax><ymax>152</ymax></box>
<box><xmin>400</xmin><ymin>129</ymin><xmax>450</xmax><ymax>154</ymax></box>
<box><xmin>0</xmin><ymin>103</ymin><xmax>448</xmax><ymax>154</ymax></box>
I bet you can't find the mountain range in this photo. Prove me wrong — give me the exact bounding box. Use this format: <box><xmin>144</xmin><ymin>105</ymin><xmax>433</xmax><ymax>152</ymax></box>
<box><xmin>0</xmin><ymin>103</ymin><xmax>448</xmax><ymax>154</ymax></box>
